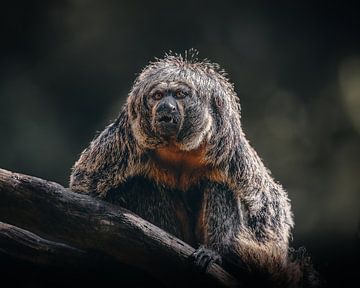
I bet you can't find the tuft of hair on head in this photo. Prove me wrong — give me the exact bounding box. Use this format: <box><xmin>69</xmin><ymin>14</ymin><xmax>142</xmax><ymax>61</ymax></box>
<box><xmin>159</xmin><ymin>48</ymin><xmax>199</xmax><ymax>64</ymax></box>
<box><xmin>183</xmin><ymin>48</ymin><xmax>200</xmax><ymax>63</ymax></box>
<box><xmin>155</xmin><ymin>48</ymin><xmax>228</xmax><ymax>78</ymax></box>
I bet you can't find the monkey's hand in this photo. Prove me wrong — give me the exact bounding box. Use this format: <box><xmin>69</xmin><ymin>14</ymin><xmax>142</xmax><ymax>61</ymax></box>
<box><xmin>190</xmin><ymin>245</ymin><xmax>223</xmax><ymax>272</ymax></box>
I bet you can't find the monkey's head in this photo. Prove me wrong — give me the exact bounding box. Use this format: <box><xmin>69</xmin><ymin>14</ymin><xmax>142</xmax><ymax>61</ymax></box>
<box><xmin>127</xmin><ymin>51</ymin><xmax>242</xmax><ymax>164</ymax></box>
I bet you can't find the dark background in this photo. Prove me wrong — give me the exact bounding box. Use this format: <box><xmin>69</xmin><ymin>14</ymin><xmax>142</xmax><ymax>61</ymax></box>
<box><xmin>1</xmin><ymin>0</ymin><xmax>359</xmax><ymax>286</ymax></box>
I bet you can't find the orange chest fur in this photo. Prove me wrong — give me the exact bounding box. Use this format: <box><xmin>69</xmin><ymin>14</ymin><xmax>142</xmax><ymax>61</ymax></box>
<box><xmin>146</xmin><ymin>144</ymin><xmax>223</xmax><ymax>191</ymax></box>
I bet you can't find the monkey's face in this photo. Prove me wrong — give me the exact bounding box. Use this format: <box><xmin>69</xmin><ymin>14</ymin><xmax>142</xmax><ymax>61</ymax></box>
<box><xmin>148</xmin><ymin>82</ymin><xmax>188</xmax><ymax>139</ymax></box>
<box><xmin>128</xmin><ymin>77</ymin><xmax>212</xmax><ymax>151</ymax></box>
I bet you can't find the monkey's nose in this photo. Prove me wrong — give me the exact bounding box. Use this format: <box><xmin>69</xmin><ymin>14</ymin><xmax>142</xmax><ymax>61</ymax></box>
<box><xmin>157</xmin><ymin>101</ymin><xmax>177</xmax><ymax>115</ymax></box>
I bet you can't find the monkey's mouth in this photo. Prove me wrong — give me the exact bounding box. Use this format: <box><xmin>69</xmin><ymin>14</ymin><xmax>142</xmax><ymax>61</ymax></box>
<box><xmin>155</xmin><ymin>114</ymin><xmax>180</xmax><ymax>136</ymax></box>
<box><xmin>158</xmin><ymin>115</ymin><xmax>177</xmax><ymax>124</ymax></box>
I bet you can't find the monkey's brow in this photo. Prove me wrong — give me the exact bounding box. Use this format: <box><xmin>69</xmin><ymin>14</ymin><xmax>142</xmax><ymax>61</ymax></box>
<box><xmin>148</xmin><ymin>81</ymin><xmax>192</xmax><ymax>93</ymax></box>
<box><xmin>146</xmin><ymin>82</ymin><xmax>167</xmax><ymax>93</ymax></box>
<box><xmin>171</xmin><ymin>81</ymin><xmax>193</xmax><ymax>90</ymax></box>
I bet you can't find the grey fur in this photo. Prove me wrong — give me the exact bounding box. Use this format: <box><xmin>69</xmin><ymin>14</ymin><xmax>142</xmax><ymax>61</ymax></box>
<box><xmin>70</xmin><ymin>51</ymin><xmax>311</xmax><ymax>287</ymax></box>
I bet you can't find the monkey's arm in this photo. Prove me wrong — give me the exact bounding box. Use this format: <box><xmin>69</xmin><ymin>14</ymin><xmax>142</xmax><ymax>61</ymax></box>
<box><xmin>70</xmin><ymin>108</ymin><xmax>137</xmax><ymax>196</ymax></box>
<box><xmin>197</xmin><ymin>181</ymin><xmax>298</xmax><ymax>285</ymax></box>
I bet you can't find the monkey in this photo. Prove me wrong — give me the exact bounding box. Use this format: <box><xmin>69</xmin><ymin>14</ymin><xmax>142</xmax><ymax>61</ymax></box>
<box><xmin>70</xmin><ymin>51</ymin><xmax>317</xmax><ymax>287</ymax></box>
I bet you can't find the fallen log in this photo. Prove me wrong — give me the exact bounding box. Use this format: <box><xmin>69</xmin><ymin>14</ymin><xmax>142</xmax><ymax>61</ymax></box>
<box><xmin>0</xmin><ymin>168</ymin><xmax>238</xmax><ymax>287</ymax></box>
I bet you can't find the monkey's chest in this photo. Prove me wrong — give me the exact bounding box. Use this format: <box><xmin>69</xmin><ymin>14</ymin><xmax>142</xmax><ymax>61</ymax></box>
<box><xmin>104</xmin><ymin>176</ymin><xmax>202</xmax><ymax>246</ymax></box>
<box><xmin>148</xmin><ymin>146</ymin><xmax>224</xmax><ymax>191</ymax></box>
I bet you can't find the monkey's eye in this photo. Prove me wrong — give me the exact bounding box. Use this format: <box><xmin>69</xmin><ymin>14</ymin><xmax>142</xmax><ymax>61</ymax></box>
<box><xmin>175</xmin><ymin>90</ymin><xmax>188</xmax><ymax>99</ymax></box>
<box><xmin>152</xmin><ymin>92</ymin><xmax>164</xmax><ymax>100</ymax></box>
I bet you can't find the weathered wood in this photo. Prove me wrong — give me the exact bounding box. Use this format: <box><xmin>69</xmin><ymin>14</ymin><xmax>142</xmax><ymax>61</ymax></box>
<box><xmin>0</xmin><ymin>168</ymin><xmax>238</xmax><ymax>287</ymax></box>
<box><xmin>0</xmin><ymin>221</ymin><xmax>87</xmax><ymax>265</ymax></box>
<box><xmin>0</xmin><ymin>220</ymin><xmax>160</xmax><ymax>286</ymax></box>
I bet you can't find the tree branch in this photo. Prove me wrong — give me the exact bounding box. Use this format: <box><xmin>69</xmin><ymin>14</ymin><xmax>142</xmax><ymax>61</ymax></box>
<box><xmin>0</xmin><ymin>221</ymin><xmax>87</xmax><ymax>265</ymax></box>
<box><xmin>0</xmin><ymin>168</ymin><xmax>238</xmax><ymax>287</ymax></box>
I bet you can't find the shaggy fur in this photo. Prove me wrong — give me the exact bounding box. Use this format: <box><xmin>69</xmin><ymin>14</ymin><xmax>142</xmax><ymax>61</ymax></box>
<box><xmin>70</xmin><ymin>51</ymin><xmax>316</xmax><ymax>287</ymax></box>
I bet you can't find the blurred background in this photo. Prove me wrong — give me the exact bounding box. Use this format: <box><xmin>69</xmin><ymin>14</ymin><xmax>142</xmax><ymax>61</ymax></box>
<box><xmin>1</xmin><ymin>0</ymin><xmax>359</xmax><ymax>286</ymax></box>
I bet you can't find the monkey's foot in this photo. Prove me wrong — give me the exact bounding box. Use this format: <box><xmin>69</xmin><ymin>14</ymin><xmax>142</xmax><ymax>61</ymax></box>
<box><xmin>191</xmin><ymin>245</ymin><xmax>222</xmax><ymax>272</ymax></box>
